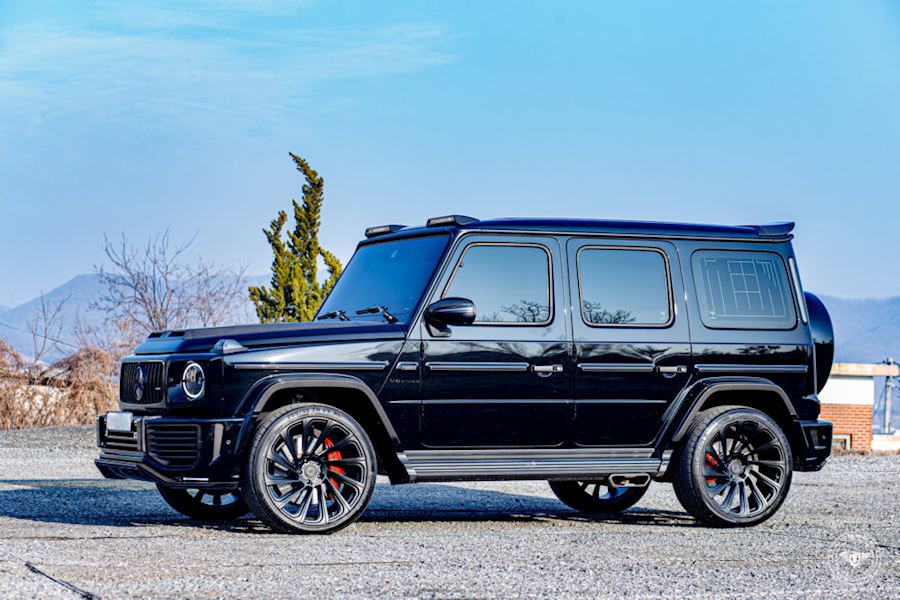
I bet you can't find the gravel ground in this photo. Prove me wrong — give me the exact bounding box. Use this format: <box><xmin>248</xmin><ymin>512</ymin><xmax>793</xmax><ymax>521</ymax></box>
<box><xmin>0</xmin><ymin>426</ymin><xmax>898</xmax><ymax>599</ymax></box>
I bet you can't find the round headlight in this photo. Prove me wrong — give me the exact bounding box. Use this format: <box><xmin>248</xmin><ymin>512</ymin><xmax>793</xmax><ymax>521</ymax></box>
<box><xmin>181</xmin><ymin>362</ymin><xmax>205</xmax><ymax>400</ymax></box>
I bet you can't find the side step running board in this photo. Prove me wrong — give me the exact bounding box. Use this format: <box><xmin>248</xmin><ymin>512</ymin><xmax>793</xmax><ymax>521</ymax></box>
<box><xmin>399</xmin><ymin>449</ymin><xmax>665</xmax><ymax>483</ymax></box>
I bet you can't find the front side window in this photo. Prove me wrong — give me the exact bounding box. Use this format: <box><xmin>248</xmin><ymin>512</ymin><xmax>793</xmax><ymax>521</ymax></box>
<box><xmin>577</xmin><ymin>247</ymin><xmax>672</xmax><ymax>326</ymax></box>
<box><xmin>692</xmin><ymin>250</ymin><xmax>796</xmax><ymax>330</ymax></box>
<box><xmin>443</xmin><ymin>243</ymin><xmax>552</xmax><ymax>324</ymax></box>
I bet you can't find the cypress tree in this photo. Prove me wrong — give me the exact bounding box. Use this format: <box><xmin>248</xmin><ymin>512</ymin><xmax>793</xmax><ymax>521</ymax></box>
<box><xmin>249</xmin><ymin>153</ymin><xmax>342</xmax><ymax>322</ymax></box>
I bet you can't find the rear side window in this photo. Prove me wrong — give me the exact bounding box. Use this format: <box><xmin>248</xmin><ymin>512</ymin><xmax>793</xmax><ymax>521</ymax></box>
<box><xmin>576</xmin><ymin>247</ymin><xmax>672</xmax><ymax>326</ymax></box>
<box><xmin>443</xmin><ymin>243</ymin><xmax>552</xmax><ymax>324</ymax></box>
<box><xmin>692</xmin><ymin>250</ymin><xmax>796</xmax><ymax>330</ymax></box>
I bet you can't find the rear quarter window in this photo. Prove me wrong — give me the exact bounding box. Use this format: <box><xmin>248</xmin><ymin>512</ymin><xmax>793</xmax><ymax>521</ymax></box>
<box><xmin>691</xmin><ymin>250</ymin><xmax>797</xmax><ymax>330</ymax></box>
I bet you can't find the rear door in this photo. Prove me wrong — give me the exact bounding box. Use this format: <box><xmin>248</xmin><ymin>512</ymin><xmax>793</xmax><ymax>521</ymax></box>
<box><xmin>568</xmin><ymin>239</ymin><xmax>691</xmax><ymax>446</ymax></box>
<box><xmin>419</xmin><ymin>234</ymin><xmax>572</xmax><ymax>448</ymax></box>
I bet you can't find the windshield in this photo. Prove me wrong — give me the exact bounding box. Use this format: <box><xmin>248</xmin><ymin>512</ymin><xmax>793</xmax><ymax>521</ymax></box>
<box><xmin>317</xmin><ymin>234</ymin><xmax>450</xmax><ymax>324</ymax></box>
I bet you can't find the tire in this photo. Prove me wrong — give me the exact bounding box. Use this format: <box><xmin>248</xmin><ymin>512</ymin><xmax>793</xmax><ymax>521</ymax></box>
<box><xmin>242</xmin><ymin>403</ymin><xmax>377</xmax><ymax>534</ymax></box>
<box><xmin>672</xmin><ymin>405</ymin><xmax>793</xmax><ymax>527</ymax></box>
<box><xmin>549</xmin><ymin>480</ymin><xmax>648</xmax><ymax>514</ymax></box>
<box><xmin>156</xmin><ymin>485</ymin><xmax>248</xmax><ymax>521</ymax></box>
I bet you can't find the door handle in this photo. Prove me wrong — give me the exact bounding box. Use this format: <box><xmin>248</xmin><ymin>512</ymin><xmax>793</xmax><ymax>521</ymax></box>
<box><xmin>657</xmin><ymin>365</ymin><xmax>687</xmax><ymax>375</ymax></box>
<box><xmin>532</xmin><ymin>364</ymin><xmax>563</xmax><ymax>377</ymax></box>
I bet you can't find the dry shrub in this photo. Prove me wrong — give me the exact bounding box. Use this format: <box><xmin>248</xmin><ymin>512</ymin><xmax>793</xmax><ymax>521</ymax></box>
<box><xmin>0</xmin><ymin>342</ymin><xmax>117</xmax><ymax>430</ymax></box>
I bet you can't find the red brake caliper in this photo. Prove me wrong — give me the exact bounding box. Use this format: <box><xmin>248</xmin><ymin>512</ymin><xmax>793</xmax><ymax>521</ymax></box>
<box><xmin>324</xmin><ymin>438</ymin><xmax>345</xmax><ymax>494</ymax></box>
<box><xmin>705</xmin><ymin>452</ymin><xmax>719</xmax><ymax>485</ymax></box>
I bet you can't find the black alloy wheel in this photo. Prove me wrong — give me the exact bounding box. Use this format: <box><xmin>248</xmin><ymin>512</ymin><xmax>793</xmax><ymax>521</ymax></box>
<box><xmin>243</xmin><ymin>404</ymin><xmax>377</xmax><ymax>534</ymax></box>
<box><xmin>673</xmin><ymin>405</ymin><xmax>793</xmax><ymax>527</ymax></box>
<box><xmin>549</xmin><ymin>479</ymin><xmax>648</xmax><ymax>514</ymax></box>
<box><xmin>156</xmin><ymin>485</ymin><xmax>249</xmax><ymax>520</ymax></box>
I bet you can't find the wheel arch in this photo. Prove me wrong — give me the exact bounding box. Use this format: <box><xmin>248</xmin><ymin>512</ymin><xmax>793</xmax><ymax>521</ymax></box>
<box><xmin>664</xmin><ymin>377</ymin><xmax>802</xmax><ymax>461</ymax></box>
<box><xmin>235</xmin><ymin>373</ymin><xmax>407</xmax><ymax>482</ymax></box>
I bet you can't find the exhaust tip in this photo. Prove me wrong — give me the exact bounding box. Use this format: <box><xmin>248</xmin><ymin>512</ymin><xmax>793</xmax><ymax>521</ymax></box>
<box><xmin>609</xmin><ymin>473</ymin><xmax>651</xmax><ymax>488</ymax></box>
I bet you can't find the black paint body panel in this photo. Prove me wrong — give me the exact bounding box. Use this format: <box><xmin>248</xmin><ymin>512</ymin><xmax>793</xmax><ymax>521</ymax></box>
<box><xmin>97</xmin><ymin>219</ymin><xmax>833</xmax><ymax>486</ymax></box>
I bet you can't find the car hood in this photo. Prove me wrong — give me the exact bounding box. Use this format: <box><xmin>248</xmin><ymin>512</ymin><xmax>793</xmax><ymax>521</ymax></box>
<box><xmin>133</xmin><ymin>320</ymin><xmax>408</xmax><ymax>355</ymax></box>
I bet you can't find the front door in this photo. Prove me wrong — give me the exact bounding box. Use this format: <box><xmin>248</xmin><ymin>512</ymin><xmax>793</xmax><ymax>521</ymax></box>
<box><xmin>419</xmin><ymin>234</ymin><xmax>572</xmax><ymax>448</ymax></box>
<box><xmin>568</xmin><ymin>239</ymin><xmax>691</xmax><ymax>446</ymax></box>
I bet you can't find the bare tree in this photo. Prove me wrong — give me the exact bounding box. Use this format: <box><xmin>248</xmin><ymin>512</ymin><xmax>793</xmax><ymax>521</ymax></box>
<box><xmin>27</xmin><ymin>292</ymin><xmax>70</xmax><ymax>368</ymax></box>
<box><xmin>93</xmin><ymin>231</ymin><xmax>247</xmax><ymax>340</ymax></box>
<box><xmin>501</xmin><ymin>300</ymin><xmax>550</xmax><ymax>323</ymax></box>
<box><xmin>95</xmin><ymin>232</ymin><xmax>195</xmax><ymax>332</ymax></box>
<box><xmin>581</xmin><ymin>300</ymin><xmax>635</xmax><ymax>325</ymax></box>
<box><xmin>191</xmin><ymin>258</ymin><xmax>250</xmax><ymax>327</ymax></box>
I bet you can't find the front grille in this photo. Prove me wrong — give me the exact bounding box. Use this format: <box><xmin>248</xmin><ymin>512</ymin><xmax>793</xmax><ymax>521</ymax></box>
<box><xmin>120</xmin><ymin>362</ymin><xmax>166</xmax><ymax>405</ymax></box>
<box><xmin>145</xmin><ymin>422</ymin><xmax>201</xmax><ymax>468</ymax></box>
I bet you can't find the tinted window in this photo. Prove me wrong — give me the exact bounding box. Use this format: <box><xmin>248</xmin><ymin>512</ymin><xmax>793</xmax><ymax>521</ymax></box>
<box><xmin>577</xmin><ymin>248</ymin><xmax>671</xmax><ymax>326</ymax></box>
<box><xmin>444</xmin><ymin>244</ymin><xmax>552</xmax><ymax>324</ymax></box>
<box><xmin>692</xmin><ymin>250</ymin><xmax>796</xmax><ymax>329</ymax></box>
<box><xmin>318</xmin><ymin>235</ymin><xmax>450</xmax><ymax>324</ymax></box>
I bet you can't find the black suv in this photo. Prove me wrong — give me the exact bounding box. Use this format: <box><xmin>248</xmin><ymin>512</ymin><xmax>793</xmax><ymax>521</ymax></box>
<box><xmin>96</xmin><ymin>215</ymin><xmax>834</xmax><ymax>533</ymax></box>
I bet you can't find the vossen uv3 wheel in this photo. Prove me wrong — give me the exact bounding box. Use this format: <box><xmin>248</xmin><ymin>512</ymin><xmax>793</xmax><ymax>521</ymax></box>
<box><xmin>549</xmin><ymin>479</ymin><xmax>648</xmax><ymax>514</ymax></box>
<box><xmin>673</xmin><ymin>405</ymin><xmax>793</xmax><ymax>527</ymax></box>
<box><xmin>243</xmin><ymin>404</ymin><xmax>377</xmax><ymax>534</ymax></box>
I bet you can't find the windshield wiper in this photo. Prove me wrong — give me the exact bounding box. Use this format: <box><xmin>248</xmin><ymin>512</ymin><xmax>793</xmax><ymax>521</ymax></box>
<box><xmin>355</xmin><ymin>305</ymin><xmax>398</xmax><ymax>324</ymax></box>
<box><xmin>317</xmin><ymin>309</ymin><xmax>350</xmax><ymax>321</ymax></box>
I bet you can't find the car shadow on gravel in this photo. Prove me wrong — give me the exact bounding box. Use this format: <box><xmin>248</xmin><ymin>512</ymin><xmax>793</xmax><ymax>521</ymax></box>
<box><xmin>0</xmin><ymin>479</ymin><xmax>696</xmax><ymax>532</ymax></box>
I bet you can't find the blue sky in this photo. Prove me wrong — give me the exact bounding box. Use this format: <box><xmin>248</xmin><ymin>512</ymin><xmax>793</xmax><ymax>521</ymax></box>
<box><xmin>1</xmin><ymin>0</ymin><xmax>899</xmax><ymax>307</ymax></box>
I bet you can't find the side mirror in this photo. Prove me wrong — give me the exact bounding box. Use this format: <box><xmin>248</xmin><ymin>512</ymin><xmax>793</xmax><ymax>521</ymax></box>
<box><xmin>425</xmin><ymin>297</ymin><xmax>476</xmax><ymax>334</ymax></box>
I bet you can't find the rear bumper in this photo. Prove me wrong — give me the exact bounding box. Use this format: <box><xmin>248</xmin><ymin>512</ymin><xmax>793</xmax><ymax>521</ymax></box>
<box><xmin>95</xmin><ymin>413</ymin><xmax>246</xmax><ymax>489</ymax></box>
<box><xmin>796</xmin><ymin>419</ymin><xmax>833</xmax><ymax>471</ymax></box>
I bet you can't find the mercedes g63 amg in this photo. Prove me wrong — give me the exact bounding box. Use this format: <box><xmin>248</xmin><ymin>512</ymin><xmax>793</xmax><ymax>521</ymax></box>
<box><xmin>96</xmin><ymin>215</ymin><xmax>834</xmax><ymax>533</ymax></box>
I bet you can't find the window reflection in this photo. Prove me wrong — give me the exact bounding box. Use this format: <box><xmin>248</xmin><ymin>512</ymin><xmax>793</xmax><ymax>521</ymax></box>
<box><xmin>578</xmin><ymin>248</ymin><xmax>670</xmax><ymax>326</ymax></box>
<box><xmin>444</xmin><ymin>244</ymin><xmax>552</xmax><ymax>324</ymax></box>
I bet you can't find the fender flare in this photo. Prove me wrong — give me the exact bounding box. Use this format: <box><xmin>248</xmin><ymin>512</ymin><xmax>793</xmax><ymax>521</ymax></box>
<box><xmin>664</xmin><ymin>377</ymin><xmax>798</xmax><ymax>445</ymax></box>
<box><xmin>234</xmin><ymin>372</ymin><xmax>400</xmax><ymax>450</ymax></box>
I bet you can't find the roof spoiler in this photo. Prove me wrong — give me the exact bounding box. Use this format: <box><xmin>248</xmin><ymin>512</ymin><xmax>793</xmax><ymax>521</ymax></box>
<box><xmin>743</xmin><ymin>221</ymin><xmax>795</xmax><ymax>237</ymax></box>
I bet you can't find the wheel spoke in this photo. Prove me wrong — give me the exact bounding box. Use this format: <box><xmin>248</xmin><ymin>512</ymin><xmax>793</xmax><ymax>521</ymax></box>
<box><xmin>737</xmin><ymin>482</ymin><xmax>750</xmax><ymax>517</ymax></box>
<box><xmin>329</xmin><ymin>469</ymin><xmax>364</xmax><ymax>491</ymax></box>
<box><xmin>319</xmin><ymin>484</ymin><xmax>332</xmax><ymax>523</ymax></box>
<box><xmin>308</xmin><ymin>420</ymin><xmax>334</xmax><ymax>455</ymax></box>
<box><xmin>267</xmin><ymin>450</ymin><xmax>295</xmax><ymax>474</ymax></box>
<box><xmin>707</xmin><ymin>444</ymin><xmax>724</xmax><ymax>466</ymax></box>
<box><xmin>280</xmin><ymin>430</ymin><xmax>297</xmax><ymax>462</ymax></box>
<box><xmin>720</xmin><ymin>482</ymin><xmax>737</xmax><ymax>510</ymax></box>
<box><xmin>748</xmin><ymin>459</ymin><xmax>784</xmax><ymax>469</ymax></box>
<box><xmin>326</xmin><ymin>456</ymin><xmax>365</xmax><ymax>466</ymax></box>
<box><xmin>747</xmin><ymin>478</ymin><xmax>769</xmax><ymax>510</ymax></box>
<box><xmin>293</xmin><ymin>487</ymin><xmax>314</xmax><ymax>521</ymax></box>
<box><xmin>265</xmin><ymin>472</ymin><xmax>300</xmax><ymax>486</ymax></box>
<box><xmin>719</xmin><ymin>425</ymin><xmax>733</xmax><ymax>457</ymax></box>
<box><xmin>703</xmin><ymin>466</ymin><xmax>727</xmax><ymax>479</ymax></box>
<box><xmin>325</xmin><ymin>478</ymin><xmax>351</xmax><ymax>514</ymax></box>
<box><xmin>274</xmin><ymin>484</ymin><xmax>306</xmax><ymax>509</ymax></box>
<box><xmin>316</xmin><ymin>437</ymin><xmax>354</xmax><ymax>457</ymax></box>
<box><xmin>750</xmin><ymin>439</ymin><xmax>778</xmax><ymax>454</ymax></box>
<box><xmin>753</xmin><ymin>469</ymin><xmax>782</xmax><ymax>493</ymax></box>
<box><xmin>708</xmin><ymin>479</ymin><xmax>731</xmax><ymax>496</ymax></box>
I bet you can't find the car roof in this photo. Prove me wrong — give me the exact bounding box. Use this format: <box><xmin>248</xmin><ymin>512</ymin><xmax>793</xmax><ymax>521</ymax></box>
<box><xmin>361</xmin><ymin>216</ymin><xmax>794</xmax><ymax>244</ymax></box>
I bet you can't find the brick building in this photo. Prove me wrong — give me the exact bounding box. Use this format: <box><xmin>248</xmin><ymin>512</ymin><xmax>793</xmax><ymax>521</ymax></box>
<box><xmin>819</xmin><ymin>362</ymin><xmax>898</xmax><ymax>451</ymax></box>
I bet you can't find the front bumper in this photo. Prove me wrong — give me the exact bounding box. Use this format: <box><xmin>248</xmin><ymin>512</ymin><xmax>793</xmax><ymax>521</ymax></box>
<box><xmin>796</xmin><ymin>419</ymin><xmax>833</xmax><ymax>471</ymax></box>
<box><xmin>95</xmin><ymin>413</ymin><xmax>246</xmax><ymax>489</ymax></box>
